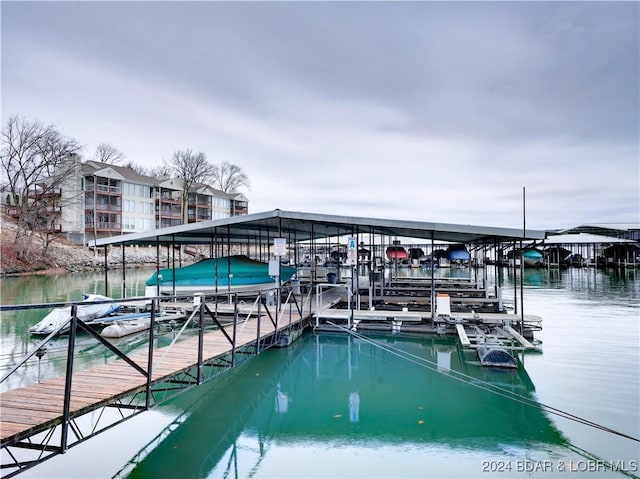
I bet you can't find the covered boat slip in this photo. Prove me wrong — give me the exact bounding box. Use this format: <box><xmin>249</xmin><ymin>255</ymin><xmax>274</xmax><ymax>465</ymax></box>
<box><xmin>90</xmin><ymin>208</ymin><xmax>544</xmax><ymax>309</ymax></box>
<box><xmin>90</xmin><ymin>209</ymin><xmax>545</xmax><ymax>352</ymax></box>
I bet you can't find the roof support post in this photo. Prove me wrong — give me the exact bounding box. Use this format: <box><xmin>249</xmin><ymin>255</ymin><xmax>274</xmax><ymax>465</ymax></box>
<box><xmin>513</xmin><ymin>240</ymin><xmax>518</xmax><ymax>316</ymax></box>
<box><xmin>256</xmin><ymin>294</ymin><xmax>262</xmax><ymax>354</ymax></box>
<box><xmin>103</xmin><ymin>246</ymin><xmax>108</xmax><ymax>297</ymax></box>
<box><xmin>430</xmin><ymin>235</ymin><xmax>435</xmax><ymax>320</ymax></box>
<box><xmin>172</xmin><ymin>236</ymin><xmax>176</xmax><ymax>297</ymax></box>
<box><xmin>227</xmin><ymin>226</ymin><xmax>231</xmax><ymax>293</ymax></box>
<box><xmin>121</xmin><ymin>243</ymin><xmax>126</xmax><ymax>299</ymax></box>
<box><xmin>214</xmin><ymin>227</ymin><xmax>219</xmax><ymax>294</ymax></box>
<box><xmin>156</xmin><ymin>238</ymin><xmax>160</xmax><ymax>297</ymax></box>
<box><xmin>197</xmin><ymin>297</ymin><xmax>204</xmax><ymax>385</ymax></box>
<box><xmin>145</xmin><ymin>298</ymin><xmax>156</xmax><ymax>409</ymax></box>
<box><xmin>231</xmin><ymin>293</ymin><xmax>238</xmax><ymax>367</ymax></box>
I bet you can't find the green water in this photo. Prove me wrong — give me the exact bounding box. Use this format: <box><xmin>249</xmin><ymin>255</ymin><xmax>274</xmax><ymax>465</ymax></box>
<box><xmin>1</xmin><ymin>267</ymin><xmax>638</xmax><ymax>478</ymax></box>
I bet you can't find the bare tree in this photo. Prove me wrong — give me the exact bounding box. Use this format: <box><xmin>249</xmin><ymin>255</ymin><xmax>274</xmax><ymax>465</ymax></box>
<box><xmin>1</xmin><ymin>115</ymin><xmax>82</xmax><ymax>262</ymax></box>
<box><xmin>166</xmin><ymin>149</ymin><xmax>216</xmax><ymax>223</ymax></box>
<box><xmin>146</xmin><ymin>164</ymin><xmax>172</xmax><ymax>179</ymax></box>
<box><xmin>94</xmin><ymin>143</ymin><xmax>125</xmax><ymax>164</ymax></box>
<box><xmin>211</xmin><ymin>161</ymin><xmax>250</xmax><ymax>193</ymax></box>
<box><xmin>122</xmin><ymin>160</ymin><xmax>149</xmax><ymax>176</ymax></box>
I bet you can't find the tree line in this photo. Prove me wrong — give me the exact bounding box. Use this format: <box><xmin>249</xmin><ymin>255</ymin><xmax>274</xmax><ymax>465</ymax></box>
<box><xmin>0</xmin><ymin>114</ymin><xmax>251</xmax><ymax>263</ymax></box>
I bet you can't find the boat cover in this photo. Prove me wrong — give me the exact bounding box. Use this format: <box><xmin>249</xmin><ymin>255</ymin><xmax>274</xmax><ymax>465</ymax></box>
<box><xmin>146</xmin><ymin>255</ymin><xmax>296</xmax><ymax>287</ymax></box>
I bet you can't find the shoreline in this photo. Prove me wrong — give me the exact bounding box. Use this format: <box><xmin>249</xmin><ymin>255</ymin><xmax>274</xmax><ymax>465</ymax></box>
<box><xmin>1</xmin><ymin>262</ymin><xmax>159</xmax><ymax>278</ymax></box>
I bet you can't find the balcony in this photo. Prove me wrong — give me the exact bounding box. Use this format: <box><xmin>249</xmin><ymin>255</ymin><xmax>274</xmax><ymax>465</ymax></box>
<box><xmin>35</xmin><ymin>224</ymin><xmax>62</xmax><ymax>233</ymax></box>
<box><xmin>188</xmin><ymin>198</ymin><xmax>212</xmax><ymax>208</ymax></box>
<box><xmin>43</xmin><ymin>206</ymin><xmax>62</xmax><ymax>214</ymax></box>
<box><xmin>85</xmin><ymin>184</ymin><xmax>122</xmax><ymax>194</ymax></box>
<box><xmin>156</xmin><ymin>196</ymin><xmax>182</xmax><ymax>205</ymax></box>
<box><xmin>158</xmin><ymin>219</ymin><xmax>181</xmax><ymax>228</ymax></box>
<box><xmin>85</xmin><ymin>204</ymin><xmax>122</xmax><ymax>213</ymax></box>
<box><xmin>5</xmin><ymin>205</ymin><xmax>61</xmax><ymax>217</ymax></box>
<box><xmin>188</xmin><ymin>213</ymin><xmax>211</xmax><ymax>222</ymax></box>
<box><xmin>157</xmin><ymin>210</ymin><xmax>182</xmax><ymax>219</ymax></box>
<box><xmin>28</xmin><ymin>187</ymin><xmax>62</xmax><ymax>198</ymax></box>
<box><xmin>85</xmin><ymin>222</ymin><xmax>122</xmax><ymax>232</ymax></box>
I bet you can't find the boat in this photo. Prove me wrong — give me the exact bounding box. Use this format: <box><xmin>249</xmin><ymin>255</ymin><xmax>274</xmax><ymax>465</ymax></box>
<box><xmin>446</xmin><ymin>244</ymin><xmax>470</xmax><ymax>263</ymax></box>
<box><xmin>522</xmin><ymin>248</ymin><xmax>544</xmax><ymax>267</ymax></box>
<box><xmin>385</xmin><ymin>246</ymin><xmax>408</xmax><ymax>260</ymax></box>
<box><xmin>507</xmin><ymin>248</ymin><xmax>545</xmax><ymax>267</ymax></box>
<box><xmin>603</xmin><ymin>244</ymin><xmax>640</xmax><ymax>267</ymax></box>
<box><xmin>408</xmin><ymin>248</ymin><xmax>424</xmax><ymax>268</ymax></box>
<box><xmin>29</xmin><ymin>294</ymin><xmax>120</xmax><ymax>336</ymax></box>
<box><xmin>543</xmin><ymin>246</ymin><xmax>571</xmax><ymax>264</ymax></box>
<box><xmin>562</xmin><ymin>253</ymin><xmax>584</xmax><ymax>267</ymax></box>
<box><xmin>99</xmin><ymin>311</ymin><xmax>186</xmax><ymax>338</ymax></box>
<box><xmin>477</xmin><ymin>346</ymin><xmax>517</xmax><ymax>369</ymax></box>
<box><xmin>101</xmin><ymin>317</ymin><xmax>151</xmax><ymax>338</ymax></box>
<box><xmin>145</xmin><ymin>255</ymin><xmax>297</xmax><ymax>296</ymax></box>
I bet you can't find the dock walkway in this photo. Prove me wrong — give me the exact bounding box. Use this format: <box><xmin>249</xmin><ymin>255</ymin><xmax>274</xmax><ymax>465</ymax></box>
<box><xmin>1</xmin><ymin>312</ymin><xmax>277</xmax><ymax>443</ymax></box>
<box><xmin>1</xmin><ymin>288</ymin><xmax>346</xmax><ymax>478</ymax></box>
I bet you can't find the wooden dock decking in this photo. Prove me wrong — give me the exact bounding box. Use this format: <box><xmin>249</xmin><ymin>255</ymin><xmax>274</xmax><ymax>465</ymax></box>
<box><xmin>0</xmin><ymin>290</ymin><xmax>334</xmax><ymax>460</ymax></box>
<box><xmin>1</xmin><ymin>313</ymin><xmax>276</xmax><ymax>444</ymax></box>
<box><xmin>0</xmin><ymin>287</ymin><xmax>348</xmax><ymax>457</ymax></box>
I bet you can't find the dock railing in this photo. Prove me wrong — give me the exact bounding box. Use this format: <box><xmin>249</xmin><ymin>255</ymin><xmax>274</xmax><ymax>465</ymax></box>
<box><xmin>314</xmin><ymin>283</ymin><xmax>352</xmax><ymax>329</ymax></box>
<box><xmin>0</xmin><ymin>284</ymin><xmax>309</xmax><ymax>478</ymax></box>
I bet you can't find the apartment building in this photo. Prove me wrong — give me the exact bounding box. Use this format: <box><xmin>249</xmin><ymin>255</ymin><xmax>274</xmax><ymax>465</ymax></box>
<box><xmin>4</xmin><ymin>158</ymin><xmax>248</xmax><ymax>245</ymax></box>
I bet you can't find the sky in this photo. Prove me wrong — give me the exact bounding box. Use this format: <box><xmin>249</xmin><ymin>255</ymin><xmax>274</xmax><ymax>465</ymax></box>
<box><xmin>2</xmin><ymin>1</ymin><xmax>639</xmax><ymax>231</ymax></box>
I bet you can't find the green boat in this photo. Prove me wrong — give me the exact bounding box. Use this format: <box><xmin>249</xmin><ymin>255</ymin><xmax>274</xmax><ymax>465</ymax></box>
<box><xmin>507</xmin><ymin>248</ymin><xmax>545</xmax><ymax>267</ymax></box>
<box><xmin>145</xmin><ymin>255</ymin><xmax>297</xmax><ymax>296</ymax></box>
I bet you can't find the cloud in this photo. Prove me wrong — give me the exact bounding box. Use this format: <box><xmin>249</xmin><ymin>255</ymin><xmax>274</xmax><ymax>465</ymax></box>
<box><xmin>1</xmin><ymin>1</ymin><xmax>638</xmax><ymax>231</ymax></box>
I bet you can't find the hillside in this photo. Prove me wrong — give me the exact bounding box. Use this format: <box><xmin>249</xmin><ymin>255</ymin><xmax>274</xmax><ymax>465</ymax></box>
<box><xmin>0</xmin><ymin>214</ymin><xmax>158</xmax><ymax>276</ymax></box>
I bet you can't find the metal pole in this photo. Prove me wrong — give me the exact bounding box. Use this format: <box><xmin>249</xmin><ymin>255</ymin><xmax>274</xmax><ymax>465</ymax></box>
<box><xmin>257</xmin><ymin>293</ymin><xmax>262</xmax><ymax>354</ymax></box>
<box><xmin>227</xmin><ymin>226</ymin><xmax>232</xmax><ymax>293</ymax></box>
<box><xmin>197</xmin><ymin>298</ymin><xmax>204</xmax><ymax>384</ymax></box>
<box><xmin>513</xmin><ymin>240</ymin><xmax>518</xmax><ymax>315</ymax></box>
<box><xmin>122</xmin><ymin>243</ymin><xmax>126</xmax><ymax>299</ymax></box>
<box><xmin>156</xmin><ymin>239</ymin><xmax>160</xmax><ymax>297</ymax></box>
<box><xmin>172</xmin><ymin>236</ymin><xmax>176</xmax><ymax>297</ymax></box>
<box><xmin>431</xmin><ymin>235</ymin><xmax>435</xmax><ymax>320</ymax></box>
<box><xmin>520</xmin><ymin>186</ymin><xmax>526</xmax><ymax>333</ymax></box>
<box><xmin>61</xmin><ymin>304</ymin><xmax>78</xmax><ymax>452</ymax></box>
<box><xmin>231</xmin><ymin>293</ymin><xmax>238</xmax><ymax>366</ymax></box>
<box><xmin>145</xmin><ymin>299</ymin><xmax>156</xmax><ymax>410</ymax></box>
<box><xmin>103</xmin><ymin>247</ymin><xmax>108</xmax><ymax>296</ymax></box>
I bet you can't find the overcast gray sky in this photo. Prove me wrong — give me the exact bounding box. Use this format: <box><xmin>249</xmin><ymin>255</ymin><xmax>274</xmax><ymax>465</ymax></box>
<box><xmin>2</xmin><ymin>1</ymin><xmax>638</xmax><ymax>230</ymax></box>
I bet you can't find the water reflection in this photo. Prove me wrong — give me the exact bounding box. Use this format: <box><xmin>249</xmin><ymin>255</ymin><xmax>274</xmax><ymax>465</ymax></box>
<box><xmin>122</xmin><ymin>332</ymin><xmax>566</xmax><ymax>479</ymax></box>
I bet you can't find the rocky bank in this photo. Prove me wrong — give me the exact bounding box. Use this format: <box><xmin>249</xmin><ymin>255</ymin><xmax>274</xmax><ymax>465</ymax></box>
<box><xmin>1</xmin><ymin>215</ymin><xmax>158</xmax><ymax>276</ymax></box>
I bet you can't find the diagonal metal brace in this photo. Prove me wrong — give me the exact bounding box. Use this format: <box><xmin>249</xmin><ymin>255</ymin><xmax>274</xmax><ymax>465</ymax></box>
<box><xmin>77</xmin><ymin>319</ymin><xmax>148</xmax><ymax>377</ymax></box>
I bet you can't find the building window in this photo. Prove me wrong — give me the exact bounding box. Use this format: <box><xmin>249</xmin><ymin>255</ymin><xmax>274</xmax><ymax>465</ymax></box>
<box><xmin>138</xmin><ymin>185</ymin><xmax>150</xmax><ymax>198</ymax></box>
<box><xmin>123</xmin><ymin>216</ymin><xmax>136</xmax><ymax>230</ymax></box>
<box><xmin>123</xmin><ymin>182</ymin><xmax>135</xmax><ymax>196</ymax></box>
<box><xmin>123</xmin><ymin>199</ymin><xmax>136</xmax><ymax>213</ymax></box>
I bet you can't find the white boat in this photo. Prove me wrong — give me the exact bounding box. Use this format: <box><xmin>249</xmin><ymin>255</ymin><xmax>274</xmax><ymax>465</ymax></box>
<box><xmin>100</xmin><ymin>311</ymin><xmax>185</xmax><ymax>338</ymax></box>
<box><xmin>101</xmin><ymin>317</ymin><xmax>151</xmax><ymax>338</ymax></box>
<box><xmin>29</xmin><ymin>294</ymin><xmax>120</xmax><ymax>336</ymax></box>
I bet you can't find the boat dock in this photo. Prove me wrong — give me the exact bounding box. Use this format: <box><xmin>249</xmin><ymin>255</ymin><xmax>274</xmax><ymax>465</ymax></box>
<box><xmin>0</xmin><ymin>286</ymin><xmax>343</xmax><ymax>478</ymax></box>
<box><xmin>2</xmin><ymin>210</ymin><xmax>549</xmax><ymax>477</ymax></box>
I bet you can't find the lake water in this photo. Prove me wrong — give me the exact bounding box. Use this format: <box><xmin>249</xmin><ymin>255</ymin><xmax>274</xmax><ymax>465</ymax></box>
<box><xmin>1</xmin><ymin>266</ymin><xmax>638</xmax><ymax>478</ymax></box>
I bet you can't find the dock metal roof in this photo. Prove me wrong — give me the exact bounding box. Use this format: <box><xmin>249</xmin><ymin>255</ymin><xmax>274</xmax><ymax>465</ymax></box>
<box><xmin>91</xmin><ymin>209</ymin><xmax>547</xmax><ymax>248</ymax></box>
<box><xmin>541</xmin><ymin>232</ymin><xmax>637</xmax><ymax>245</ymax></box>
